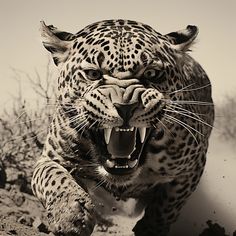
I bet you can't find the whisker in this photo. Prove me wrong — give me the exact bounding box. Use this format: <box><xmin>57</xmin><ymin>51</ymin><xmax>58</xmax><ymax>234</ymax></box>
<box><xmin>165</xmin><ymin>114</ymin><xmax>203</xmax><ymax>136</ymax></box>
<box><xmin>67</xmin><ymin>113</ymin><xmax>88</xmax><ymax>123</ymax></box>
<box><xmin>161</xmin><ymin>98</ymin><xmax>214</xmax><ymax>106</ymax></box>
<box><xmin>65</xmin><ymin>118</ymin><xmax>88</xmax><ymax>137</ymax></box>
<box><xmin>166</xmin><ymin>100</ymin><xmax>214</xmax><ymax>106</ymax></box>
<box><xmin>164</xmin><ymin>114</ymin><xmax>204</xmax><ymax>144</ymax></box>
<box><xmin>168</xmin><ymin>83</ymin><xmax>211</xmax><ymax>95</ymax></box>
<box><xmin>164</xmin><ymin>117</ymin><xmax>199</xmax><ymax>144</ymax></box>
<box><xmin>167</xmin><ymin>104</ymin><xmax>206</xmax><ymax>119</ymax></box>
<box><xmin>152</xmin><ymin>117</ymin><xmax>175</xmax><ymax>139</ymax></box>
<box><xmin>88</xmin><ymin>119</ymin><xmax>98</xmax><ymax>130</ymax></box>
<box><xmin>66</xmin><ymin>116</ymin><xmax>89</xmax><ymax>138</ymax></box>
<box><xmin>79</xmin><ymin>121</ymin><xmax>90</xmax><ymax>137</ymax></box>
<box><xmin>45</xmin><ymin>98</ymin><xmax>82</xmax><ymax>103</ymax></box>
<box><xmin>164</xmin><ymin>108</ymin><xmax>214</xmax><ymax>129</ymax></box>
<box><xmin>90</xmin><ymin>179</ymin><xmax>106</xmax><ymax>192</ymax></box>
<box><xmin>44</xmin><ymin>101</ymin><xmax>82</xmax><ymax>108</ymax></box>
<box><xmin>168</xmin><ymin>83</ymin><xmax>195</xmax><ymax>95</ymax></box>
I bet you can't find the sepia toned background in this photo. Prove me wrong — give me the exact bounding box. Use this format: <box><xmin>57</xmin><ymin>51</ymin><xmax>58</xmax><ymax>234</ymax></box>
<box><xmin>0</xmin><ymin>0</ymin><xmax>236</xmax><ymax>106</ymax></box>
<box><xmin>0</xmin><ymin>0</ymin><xmax>236</xmax><ymax>235</ymax></box>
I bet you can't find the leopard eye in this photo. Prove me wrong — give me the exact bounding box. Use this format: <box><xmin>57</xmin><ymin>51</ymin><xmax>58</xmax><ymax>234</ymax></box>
<box><xmin>85</xmin><ymin>69</ymin><xmax>103</xmax><ymax>80</ymax></box>
<box><xmin>143</xmin><ymin>69</ymin><xmax>164</xmax><ymax>80</ymax></box>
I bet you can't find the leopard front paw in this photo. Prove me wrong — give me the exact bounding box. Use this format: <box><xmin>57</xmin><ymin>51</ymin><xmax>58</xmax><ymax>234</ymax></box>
<box><xmin>47</xmin><ymin>192</ymin><xmax>95</xmax><ymax>236</ymax></box>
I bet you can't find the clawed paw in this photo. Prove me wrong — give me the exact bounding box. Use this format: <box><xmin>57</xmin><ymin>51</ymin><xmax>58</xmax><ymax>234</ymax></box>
<box><xmin>47</xmin><ymin>193</ymin><xmax>95</xmax><ymax>236</ymax></box>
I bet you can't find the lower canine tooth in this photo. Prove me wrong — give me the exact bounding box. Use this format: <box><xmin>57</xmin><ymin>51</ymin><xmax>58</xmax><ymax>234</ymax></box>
<box><xmin>106</xmin><ymin>159</ymin><xmax>115</xmax><ymax>168</ymax></box>
<box><xmin>104</xmin><ymin>128</ymin><xmax>112</xmax><ymax>144</ymax></box>
<box><xmin>138</xmin><ymin>127</ymin><xmax>146</xmax><ymax>143</ymax></box>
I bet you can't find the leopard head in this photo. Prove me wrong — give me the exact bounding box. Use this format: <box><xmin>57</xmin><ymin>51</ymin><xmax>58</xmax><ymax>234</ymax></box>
<box><xmin>40</xmin><ymin>19</ymin><xmax>198</xmax><ymax>185</ymax></box>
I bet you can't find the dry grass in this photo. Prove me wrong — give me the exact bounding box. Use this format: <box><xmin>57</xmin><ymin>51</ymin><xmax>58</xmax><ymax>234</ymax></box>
<box><xmin>0</xmin><ymin>62</ymin><xmax>56</xmax><ymax>193</ymax></box>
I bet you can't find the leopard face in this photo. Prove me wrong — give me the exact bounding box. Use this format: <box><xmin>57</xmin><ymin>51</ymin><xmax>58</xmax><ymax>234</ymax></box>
<box><xmin>41</xmin><ymin>20</ymin><xmax>212</xmax><ymax>187</ymax></box>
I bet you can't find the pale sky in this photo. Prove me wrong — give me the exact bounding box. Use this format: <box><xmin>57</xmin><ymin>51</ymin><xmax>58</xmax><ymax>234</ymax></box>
<box><xmin>0</xmin><ymin>0</ymin><xmax>236</xmax><ymax>109</ymax></box>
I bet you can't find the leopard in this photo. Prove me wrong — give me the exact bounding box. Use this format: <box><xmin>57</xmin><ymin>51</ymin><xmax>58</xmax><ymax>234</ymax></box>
<box><xmin>31</xmin><ymin>19</ymin><xmax>214</xmax><ymax>236</ymax></box>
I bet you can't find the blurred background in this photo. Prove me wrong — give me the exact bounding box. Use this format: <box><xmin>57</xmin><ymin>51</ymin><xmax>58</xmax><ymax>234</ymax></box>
<box><xmin>0</xmin><ymin>0</ymin><xmax>235</xmax><ymax>235</ymax></box>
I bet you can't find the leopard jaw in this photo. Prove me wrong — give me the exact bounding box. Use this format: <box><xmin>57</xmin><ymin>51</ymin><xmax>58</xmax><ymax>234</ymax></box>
<box><xmin>101</xmin><ymin>127</ymin><xmax>149</xmax><ymax>174</ymax></box>
<box><xmin>105</xmin><ymin>159</ymin><xmax>138</xmax><ymax>169</ymax></box>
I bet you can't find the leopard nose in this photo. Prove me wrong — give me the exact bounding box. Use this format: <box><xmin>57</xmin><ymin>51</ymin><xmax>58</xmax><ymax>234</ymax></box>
<box><xmin>114</xmin><ymin>102</ymin><xmax>138</xmax><ymax>126</ymax></box>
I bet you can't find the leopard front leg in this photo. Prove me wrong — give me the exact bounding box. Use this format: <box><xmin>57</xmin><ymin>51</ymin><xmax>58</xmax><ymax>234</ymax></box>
<box><xmin>133</xmin><ymin>171</ymin><xmax>203</xmax><ymax>236</ymax></box>
<box><xmin>31</xmin><ymin>156</ymin><xmax>95</xmax><ymax>236</ymax></box>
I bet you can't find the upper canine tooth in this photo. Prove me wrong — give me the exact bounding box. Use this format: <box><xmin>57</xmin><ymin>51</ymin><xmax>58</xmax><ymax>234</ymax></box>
<box><xmin>104</xmin><ymin>128</ymin><xmax>112</xmax><ymax>144</ymax></box>
<box><xmin>138</xmin><ymin>127</ymin><xmax>146</xmax><ymax>143</ymax></box>
<box><xmin>128</xmin><ymin>159</ymin><xmax>138</xmax><ymax>168</ymax></box>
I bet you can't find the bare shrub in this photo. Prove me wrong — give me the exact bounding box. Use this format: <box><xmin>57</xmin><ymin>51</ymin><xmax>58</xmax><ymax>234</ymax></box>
<box><xmin>0</xmin><ymin>62</ymin><xmax>56</xmax><ymax>193</ymax></box>
<box><xmin>216</xmin><ymin>95</ymin><xmax>236</xmax><ymax>141</ymax></box>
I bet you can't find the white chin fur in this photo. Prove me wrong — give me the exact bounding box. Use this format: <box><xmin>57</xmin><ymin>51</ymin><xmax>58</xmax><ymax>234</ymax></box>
<box><xmin>96</xmin><ymin>166</ymin><xmax>140</xmax><ymax>186</ymax></box>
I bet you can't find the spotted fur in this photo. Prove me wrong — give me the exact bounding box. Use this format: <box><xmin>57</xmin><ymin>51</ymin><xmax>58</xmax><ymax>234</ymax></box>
<box><xmin>32</xmin><ymin>20</ymin><xmax>214</xmax><ymax>236</ymax></box>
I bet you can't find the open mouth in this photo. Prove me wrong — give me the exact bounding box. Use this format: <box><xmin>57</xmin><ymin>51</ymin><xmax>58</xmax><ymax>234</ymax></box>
<box><xmin>101</xmin><ymin>127</ymin><xmax>151</xmax><ymax>176</ymax></box>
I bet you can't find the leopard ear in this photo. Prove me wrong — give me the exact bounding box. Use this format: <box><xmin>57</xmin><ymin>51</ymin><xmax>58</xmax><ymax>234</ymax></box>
<box><xmin>165</xmin><ymin>25</ymin><xmax>198</xmax><ymax>52</ymax></box>
<box><xmin>40</xmin><ymin>21</ymin><xmax>74</xmax><ymax>66</ymax></box>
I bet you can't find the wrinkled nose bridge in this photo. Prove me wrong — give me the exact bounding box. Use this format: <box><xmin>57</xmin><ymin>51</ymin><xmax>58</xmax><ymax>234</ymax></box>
<box><xmin>104</xmin><ymin>77</ymin><xmax>145</xmax><ymax>104</ymax></box>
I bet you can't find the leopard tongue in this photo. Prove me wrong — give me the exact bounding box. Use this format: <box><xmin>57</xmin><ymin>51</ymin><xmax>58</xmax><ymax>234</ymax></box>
<box><xmin>107</xmin><ymin>129</ymin><xmax>137</xmax><ymax>158</ymax></box>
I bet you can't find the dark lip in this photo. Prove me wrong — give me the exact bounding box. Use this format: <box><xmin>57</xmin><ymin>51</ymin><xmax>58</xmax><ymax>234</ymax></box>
<box><xmin>91</xmin><ymin>127</ymin><xmax>152</xmax><ymax>176</ymax></box>
<box><xmin>104</xmin><ymin>159</ymin><xmax>139</xmax><ymax>175</ymax></box>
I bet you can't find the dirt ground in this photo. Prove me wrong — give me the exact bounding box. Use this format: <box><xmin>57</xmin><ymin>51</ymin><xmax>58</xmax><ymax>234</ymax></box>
<box><xmin>0</xmin><ymin>159</ymin><xmax>235</xmax><ymax>236</ymax></box>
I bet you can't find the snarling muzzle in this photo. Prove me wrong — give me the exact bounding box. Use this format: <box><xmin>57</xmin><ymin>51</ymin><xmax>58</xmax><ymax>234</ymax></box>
<box><xmin>103</xmin><ymin>127</ymin><xmax>151</xmax><ymax>175</ymax></box>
